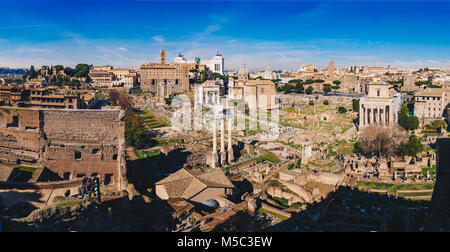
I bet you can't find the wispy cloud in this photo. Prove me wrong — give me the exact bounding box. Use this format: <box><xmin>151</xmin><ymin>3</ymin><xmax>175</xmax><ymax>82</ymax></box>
<box><xmin>152</xmin><ymin>35</ymin><xmax>165</xmax><ymax>44</ymax></box>
<box><xmin>0</xmin><ymin>24</ymin><xmax>57</xmax><ymax>30</ymax></box>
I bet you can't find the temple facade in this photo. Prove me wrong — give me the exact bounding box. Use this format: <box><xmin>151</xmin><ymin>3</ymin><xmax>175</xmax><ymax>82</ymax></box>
<box><xmin>359</xmin><ymin>81</ymin><xmax>398</xmax><ymax>130</ymax></box>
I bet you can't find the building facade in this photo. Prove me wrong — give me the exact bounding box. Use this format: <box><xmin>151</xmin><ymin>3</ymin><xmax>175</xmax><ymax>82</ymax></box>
<box><xmin>414</xmin><ymin>88</ymin><xmax>450</xmax><ymax>120</ymax></box>
<box><xmin>194</xmin><ymin>80</ymin><xmax>225</xmax><ymax>106</ymax></box>
<box><xmin>140</xmin><ymin>49</ymin><xmax>189</xmax><ymax>96</ymax></box>
<box><xmin>88</xmin><ymin>66</ymin><xmax>138</xmax><ymax>88</ymax></box>
<box><xmin>228</xmin><ymin>64</ymin><xmax>277</xmax><ymax>111</ymax></box>
<box><xmin>28</xmin><ymin>88</ymin><xmax>81</xmax><ymax>109</ymax></box>
<box><xmin>359</xmin><ymin>81</ymin><xmax>398</xmax><ymax>130</ymax></box>
<box><xmin>174</xmin><ymin>52</ymin><xmax>224</xmax><ymax>75</ymax></box>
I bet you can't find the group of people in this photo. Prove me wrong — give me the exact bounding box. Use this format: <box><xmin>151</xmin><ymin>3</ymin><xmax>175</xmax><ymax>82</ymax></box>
<box><xmin>78</xmin><ymin>177</ymin><xmax>100</xmax><ymax>201</ymax></box>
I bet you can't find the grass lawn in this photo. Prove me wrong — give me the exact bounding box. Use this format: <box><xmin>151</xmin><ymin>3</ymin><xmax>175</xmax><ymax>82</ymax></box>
<box><xmin>256</xmin><ymin>152</ymin><xmax>280</xmax><ymax>163</ymax></box>
<box><xmin>354</xmin><ymin>181</ymin><xmax>435</xmax><ymax>194</ymax></box>
<box><xmin>336</xmin><ymin>140</ymin><xmax>357</xmax><ymax>155</ymax></box>
<box><xmin>257</xmin><ymin>208</ymin><xmax>289</xmax><ymax>221</ymax></box>
<box><xmin>272</xmin><ymin>197</ymin><xmax>290</xmax><ymax>208</ymax></box>
<box><xmin>137</xmin><ymin>110</ymin><xmax>170</xmax><ymax>128</ymax></box>
<box><xmin>134</xmin><ymin>149</ymin><xmax>161</xmax><ymax>160</ymax></box>
<box><xmin>278</xmin><ymin>141</ymin><xmax>303</xmax><ymax>150</ymax></box>
<box><xmin>156</xmin><ymin>138</ymin><xmax>181</xmax><ymax>146</ymax></box>
<box><xmin>18</xmin><ymin>166</ymin><xmax>37</xmax><ymax>174</ymax></box>
<box><xmin>54</xmin><ymin>199</ymin><xmax>86</xmax><ymax>207</ymax></box>
<box><xmin>306</xmin><ymin>159</ymin><xmax>342</xmax><ymax>173</ymax></box>
<box><xmin>421</xmin><ymin>165</ymin><xmax>436</xmax><ymax>177</ymax></box>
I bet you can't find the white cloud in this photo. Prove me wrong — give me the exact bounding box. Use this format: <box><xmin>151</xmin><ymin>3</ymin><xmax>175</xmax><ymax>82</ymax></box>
<box><xmin>152</xmin><ymin>35</ymin><xmax>165</xmax><ymax>44</ymax></box>
<box><xmin>0</xmin><ymin>25</ymin><xmax>449</xmax><ymax>71</ymax></box>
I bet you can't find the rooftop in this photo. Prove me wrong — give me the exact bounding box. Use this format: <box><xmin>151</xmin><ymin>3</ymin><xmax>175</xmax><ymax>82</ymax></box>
<box><xmin>415</xmin><ymin>88</ymin><xmax>446</xmax><ymax>97</ymax></box>
<box><xmin>156</xmin><ymin>168</ymin><xmax>234</xmax><ymax>200</ymax></box>
<box><xmin>246</xmin><ymin>79</ymin><xmax>275</xmax><ymax>86</ymax></box>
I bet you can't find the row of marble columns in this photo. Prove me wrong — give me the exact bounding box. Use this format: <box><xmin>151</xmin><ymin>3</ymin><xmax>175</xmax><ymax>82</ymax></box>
<box><xmin>212</xmin><ymin>110</ymin><xmax>234</xmax><ymax>168</ymax></box>
<box><xmin>156</xmin><ymin>83</ymin><xmax>173</xmax><ymax>99</ymax></box>
<box><xmin>360</xmin><ymin>104</ymin><xmax>393</xmax><ymax>128</ymax></box>
<box><xmin>195</xmin><ymin>89</ymin><xmax>220</xmax><ymax>106</ymax></box>
<box><xmin>206</xmin><ymin>91</ymin><xmax>220</xmax><ymax>105</ymax></box>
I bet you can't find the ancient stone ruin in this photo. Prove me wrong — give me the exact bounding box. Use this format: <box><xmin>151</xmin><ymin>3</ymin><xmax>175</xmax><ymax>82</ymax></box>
<box><xmin>0</xmin><ymin>107</ymin><xmax>127</xmax><ymax>191</ymax></box>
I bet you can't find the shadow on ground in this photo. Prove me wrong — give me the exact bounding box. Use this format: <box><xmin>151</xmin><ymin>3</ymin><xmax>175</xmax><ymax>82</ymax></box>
<box><xmin>211</xmin><ymin>186</ymin><xmax>448</xmax><ymax>232</ymax></box>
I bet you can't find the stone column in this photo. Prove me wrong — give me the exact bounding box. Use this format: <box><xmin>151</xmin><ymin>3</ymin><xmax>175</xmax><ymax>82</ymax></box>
<box><xmin>212</xmin><ymin>115</ymin><xmax>218</xmax><ymax>168</ymax></box>
<box><xmin>227</xmin><ymin>112</ymin><xmax>234</xmax><ymax>163</ymax></box>
<box><xmin>359</xmin><ymin>106</ymin><xmax>364</xmax><ymax>128</ymax></box>
<box><xmin>389</xmin><ymin>105</ymin><xmax>394</xmax><ymax>125</ymax></box>
<box><xmin>374</xmin><ymin>108</ymin><xmax>377</xmax><ymax>125</ymax></box>
<box><xmin>363</xmin><ymin>107</ymin><xmax>366</xmax><ymax>127</ymax></box>
<box><xmin>220</xmin><ymin>113</ymin><xmax>227</xmax><ymax>166</ymax></box>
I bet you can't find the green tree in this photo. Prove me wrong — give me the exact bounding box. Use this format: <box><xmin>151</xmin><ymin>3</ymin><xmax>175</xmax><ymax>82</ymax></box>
<box><xmin>293</xmin><ymin>82</ymin><xmax>304</xmax><ymax>93</ymax></box>
<box><xmin>212</xmin><ymin>72</ymin><xmax>224</xmax><ymax>80</ymax></box>
<box><xmin>54</xmin><ymin>65</ymin><xmax>64</xmax><ymax>73</ymax></box>
<box><xmin>288</xmin><ymin>79</ymin><xmax>303</xmax><ymax>84</ymax></box>
<box><xmin>333</xmin><ymin>80</ymin><xmax>341</xmax><ymax>85</ymax></box>
<box><xmin>398</xmin><ymin>105</ymin><xmax>419</xmax><ymax>131</ymax></box>
<box><xmin>400</xmin><ymin>105</ymin><xmax>409</xmax><ymax>115</ymax></box>
<box><xmin>425</xmin><ymin>120</ymin><xmax>448</xmax><ymax>132</ymax></box>
<box><xmin>74</xmin><ymin>64</ymin><xmax>92</xmax><ymax>78</ymax></box>
<box><xmin>305</xmin><ymin>86</ymin><xmax>314</xmax><ymax>94</ymax></box>
<box><xmin>125</xmin><ymin>110</ymin><xmax>150</xmax><ymax>148</ymax></box>
<box><xmin>400</xmin><ymin>135</ymin><xmax>423</xmax><ymax>158</ymax></box>
<box><xmin>352</xmin><ymin>99</ymin><xmax>360</xmax><ymax>112</ymax></box>
<box><xmin>25</xmin><ymin>65</ymin><xmax>38</xmax><ymax>79</ymax></box>
<box><xmin>64</xmin><ymin>67</ymin><xmax>75</xmax><ymax>77</ymax></box>
<box><xmin>323</xmin><ymin>85</ymin><xmax>332</xmax><ymax>94</ymax></box>
<box><xmin>338</xmin><ymin>106</ymin><xmax>347</xmax><ymax>114</ymax></box>
<box><xmin>323</xmin><ymin>100</ymin><xmax>329</xmax><ymax>105</ymax></box>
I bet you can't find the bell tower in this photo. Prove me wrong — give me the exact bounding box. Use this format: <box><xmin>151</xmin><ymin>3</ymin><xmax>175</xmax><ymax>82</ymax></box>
<box><xmin>160</xmin><ymin>48</ymin><xmax>166</xmax><ymax>65</ymax></box>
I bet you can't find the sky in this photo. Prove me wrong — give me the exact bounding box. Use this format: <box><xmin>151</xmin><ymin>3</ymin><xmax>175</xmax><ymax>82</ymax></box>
<box><xmin>1</xmin><ymin>0</ymin><xmax>450</xmax><ymax>71</ymax></box>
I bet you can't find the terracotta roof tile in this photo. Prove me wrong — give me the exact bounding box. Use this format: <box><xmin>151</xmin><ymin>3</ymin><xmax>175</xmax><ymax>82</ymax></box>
<box><xmin>156</xmin><ymin>168</ymin><xmax>234</xmax><ymax>200</ymax></box>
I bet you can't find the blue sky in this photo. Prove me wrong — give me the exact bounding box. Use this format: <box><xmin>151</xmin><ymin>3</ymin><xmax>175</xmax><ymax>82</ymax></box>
<box><xmin>1</xmin><ymin>0</ymin><xmax>450</xmax><ymax>70</ymax></box>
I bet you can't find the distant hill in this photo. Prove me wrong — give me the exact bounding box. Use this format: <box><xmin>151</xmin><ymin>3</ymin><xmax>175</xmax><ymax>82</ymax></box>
<box><xmin>0</xmin><ymin>67</ymin><xmax>27</xmax><ymax>75</ymax></box>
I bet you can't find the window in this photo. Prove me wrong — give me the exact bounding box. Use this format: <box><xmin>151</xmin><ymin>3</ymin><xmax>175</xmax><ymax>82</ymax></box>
<box><xmin>75</xmin><ymin>151</ymin><xmax>82</xmax><ymax>160</ymax></box>
<box><xmin>377</xmin><ymin>89</ymin><xmax>380</xmax><ymax>97</ymax></box>
<box><xmin>63</xmin><ymin>172</ymin><xmax>71</xmax><ymax>180</ymax></box>
<box><xmin>261</xmin><ymin>88</ymin><xmax>265</xmax><ymax>93</ymax></box>
<box><xmin>104</xmin><ymin>174</ymin><xmax>113</xmax><ymax>185</ymax></box>
<box><xmin>7</xmin><ymin>116</ymin><xmax>19</xmax><ymax>128</ymax></box>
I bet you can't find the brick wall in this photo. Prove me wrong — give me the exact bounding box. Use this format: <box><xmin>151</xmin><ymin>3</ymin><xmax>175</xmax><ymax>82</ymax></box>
<box><xmin>0</xmin><ymin>107</ymin><xmax>127</xmax><ymax>190</ymax></box>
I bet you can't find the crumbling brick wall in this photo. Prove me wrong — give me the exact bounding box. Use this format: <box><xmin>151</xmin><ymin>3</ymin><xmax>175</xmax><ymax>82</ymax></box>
<box><xmin>0</xmin><ymin>108</ymin><xmax>41</xmax><ymax>166</ymax></box>
<box><xmin>0</xmin><ymin>107</ymin><xmax>127</xmax><ymax>191</ymax></box>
